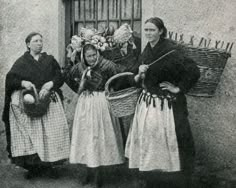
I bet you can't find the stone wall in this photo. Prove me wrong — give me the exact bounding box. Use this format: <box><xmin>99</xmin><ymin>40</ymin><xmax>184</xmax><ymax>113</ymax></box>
<box><xmin>142</xmin><ymin>0</ymin><xmax>236</xmax><ymax>180</ymax></box>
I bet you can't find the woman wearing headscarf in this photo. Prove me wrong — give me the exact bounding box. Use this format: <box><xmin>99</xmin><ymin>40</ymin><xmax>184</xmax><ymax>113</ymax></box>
<box><xmin>2</xmin><ymin>32</ymin><xmax>70</xmax><ymax>179</ymax></box>
<box><xmin>125</xmin><ymin>17</ymin><xmax>200</xmax><ymax>188</ymax></box>
<box><xmin>65</xmin><ymin>43</ymin><xmax>124</xmax><ymax>187</ymax></box>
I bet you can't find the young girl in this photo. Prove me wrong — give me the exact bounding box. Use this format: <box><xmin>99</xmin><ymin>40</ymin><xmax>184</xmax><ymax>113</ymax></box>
<box><xmin>64</xmin><ymin>43</ymin><xmax>124</xmax><ymax>187</ymax></box>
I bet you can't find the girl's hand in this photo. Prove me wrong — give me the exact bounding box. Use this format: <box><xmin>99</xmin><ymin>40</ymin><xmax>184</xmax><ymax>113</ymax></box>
<box><xmin>21</xmin><ymin>80</ymin><xmax>35</xmax><ymax>90</ymax></box>
<box><xmin>159</xmin><ymin>82</ymin><xmax>180</xmax><ymax>94</ymax></box>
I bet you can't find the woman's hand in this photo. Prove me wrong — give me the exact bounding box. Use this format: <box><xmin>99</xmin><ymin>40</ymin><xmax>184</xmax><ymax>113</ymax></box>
<box><xmin>39</xmin><ymin>88</ymin><xmax>50</xmax><ymax>100</ymax></box>
<box><xmin>42</xmin><ymin>81</ymin><xmax>54</xmax><ymax>91</ymax></box>
<box><xmin>21</xmin><ymin>80</ymin><xmax>35</xmax><ymax>90</ymax></box>
<box><xmin>137</xmin><ymin>64</ymin><xmax>149</xmax><ymax>80</ymax></box>
<box><xmin>159</xmin><ymin>81</ymin><xmax>180</xmax><ymax>94</ymax></box>
<box><xmin>39</xmin><ymin>81</ymin><xmax>53</xmax><ymax>99</ymax></box>
<box><xmin>138</xmin><ymin>65</ymin><xmax>149</xmax><ymax>75</ymax></box>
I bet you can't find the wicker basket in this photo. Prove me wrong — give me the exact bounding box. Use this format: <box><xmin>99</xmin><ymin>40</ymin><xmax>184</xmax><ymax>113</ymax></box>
<box><xmin>101</xmin><ymin>47</ymin><xmax>129</xmax><ymax>63</ymax></box>
<box><xmin>177</xmin><ymin>43</ymin><xmax>231</xmax><ymax>97</ymax></box>
<box><xmin>105</xmin><ymin>72</ymin><xmax>141</xmax><ymax>117</ymax></box>
<box><xmin>21</xmin><ymin>87</ymin><xmax>51</xmax><ymax>117</ymax></box>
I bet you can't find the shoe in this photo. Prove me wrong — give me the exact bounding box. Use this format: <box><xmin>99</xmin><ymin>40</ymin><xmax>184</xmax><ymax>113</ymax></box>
<box><xmin>24</xmin><ymin>169</ymin><xmax>42</xmax><ymax>179</ymax></box>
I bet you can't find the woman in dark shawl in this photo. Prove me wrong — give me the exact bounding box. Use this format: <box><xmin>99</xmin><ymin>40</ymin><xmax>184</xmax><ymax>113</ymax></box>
<box><xmin>2</xmin><ymin>32</ymin><xmax>70</xmax><ymax>179</ymax></box>
<box><xmin>125</xmin><ymin>17</ymin><xmax>200</xmax><ymax>188</ymax></box>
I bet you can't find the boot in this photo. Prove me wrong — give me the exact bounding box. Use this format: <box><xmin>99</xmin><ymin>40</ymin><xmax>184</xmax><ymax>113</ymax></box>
<box><xmin>24</xmin><ymin>166</ymin><xmax>43</xmax><ymax>179</ymax></box>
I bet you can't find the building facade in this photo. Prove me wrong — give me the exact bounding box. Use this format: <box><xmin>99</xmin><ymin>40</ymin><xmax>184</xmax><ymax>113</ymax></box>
<box><xmin>0</xmin><ymin>0</ymin><xmax>235</xmax><ymax>182</ymax></box>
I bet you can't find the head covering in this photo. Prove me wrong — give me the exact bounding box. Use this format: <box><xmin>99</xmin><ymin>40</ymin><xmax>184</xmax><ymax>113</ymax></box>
<box><xmin>80</xmin><ymin>43</ymin><xmax>100</xmax><ymax>69</ymax></box>
<box><xmin>77</xmin><ymin>43</ymin><xmax>103</xmax><ymax>95</ymax></box>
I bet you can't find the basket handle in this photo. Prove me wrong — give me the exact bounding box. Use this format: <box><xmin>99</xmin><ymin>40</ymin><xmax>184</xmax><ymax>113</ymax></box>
<box><xmin>105</xmin><ymin>72</ymin><xmax>134</xmax><ymax>95</ymax></box>
<box><xmin>32</xmin><ymin>85</ymin><xmax>39</xmax><ymax>104</ymax></box>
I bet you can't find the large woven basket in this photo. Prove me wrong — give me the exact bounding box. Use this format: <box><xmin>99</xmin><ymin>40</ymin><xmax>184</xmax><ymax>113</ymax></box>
<box><xmin>105</xmin><ymin>72</ymin><xmax>141</xmax><ymax>117</ymax></box>
<box><xmin>101</xmin><ymin>47</ymin><xmax>130</xmax><ymax>63</ymax></box>
<box><xmin>177</xmin><ymin>43</ymin><xmax>231</xmax><ymax>97</ymax></box>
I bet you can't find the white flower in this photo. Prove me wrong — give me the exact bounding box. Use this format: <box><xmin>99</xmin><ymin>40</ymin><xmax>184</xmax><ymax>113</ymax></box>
<box><xmin>71</xmin><ymin>35</ymin><xmax>83</xmax><ymax>52</ymax></box>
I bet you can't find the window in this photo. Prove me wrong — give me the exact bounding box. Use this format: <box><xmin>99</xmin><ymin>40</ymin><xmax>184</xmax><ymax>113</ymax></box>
<box><xmin>65</xmin><ymin>0</ymin><xmax>142</xmax><ymax>43</ymax></box>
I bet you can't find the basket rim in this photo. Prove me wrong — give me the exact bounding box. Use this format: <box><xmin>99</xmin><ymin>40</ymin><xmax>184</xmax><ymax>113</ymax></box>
<box><xmin>173</xmin><ymin>40</ymin><xmax>231</xmax><ymax>56</ymax></box>
<box><xmin>105</xmin><ymin>72</ymin><xmax>135</xmax><ymax>95</ymax></box>
<box><xmin>106</xmin><ymin>87</ymin><xmax>140</xmax><ymax>100</ymax></box>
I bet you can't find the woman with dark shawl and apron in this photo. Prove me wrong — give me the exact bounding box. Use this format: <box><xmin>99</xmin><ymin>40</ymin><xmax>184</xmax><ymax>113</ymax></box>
<box><xmin>64</xmin><ymin>43</ymin><xmax>124</xmax><ymax>188</ymax></box>
<box><xmin>2</xmin><ymin>32</ymin><xmax>70</xmax><ymax>179</ymax></box>
<box><xmin>125</xmin><ymin>17</ymin><xmax>200</xmax><ymax>188</ymax></box>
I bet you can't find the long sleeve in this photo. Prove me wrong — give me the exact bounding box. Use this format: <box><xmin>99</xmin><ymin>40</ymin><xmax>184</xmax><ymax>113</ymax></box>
<box><xmin>5</xmin><ymin>73</ymin><xmax>22</xmax><ymax>92</ymax></box>
<box><xmin>63</xmin><ymin>61</ymin><xmax>82</xmax><ymax>93</ymax></box>
<box><xmin>51</xmin><ymin>58</ymin><xmax>64</xmax><ymax>90</ymax></box>
<box><xmin>2</xmin><ymin>72</ymin><xmax>23</xmax><ymax>123</ymax></box>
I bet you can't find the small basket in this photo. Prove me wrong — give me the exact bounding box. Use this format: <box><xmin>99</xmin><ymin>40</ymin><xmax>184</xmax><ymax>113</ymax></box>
<box><xmin>21</xmin><ymin>87</ymin><xmax>51</xmax><ymax>117</ymax></box>
<box><xmin>177</xmin><ymin>43</ymin><xmax>231</xmax><ymax>97</ymax></box>
<box><xmin>105</xmin><ymin>72</ymin><xmax>141</xmax><ymax>117</ymax></box>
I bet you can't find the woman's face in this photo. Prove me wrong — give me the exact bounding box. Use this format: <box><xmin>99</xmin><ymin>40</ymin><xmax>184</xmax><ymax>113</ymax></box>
<box><xmin>144</xmin><ymin>22</ymin><xmax>163</xmax><ymax>43</ymax></box>
<box><xmin>27</xmin><ymin>35</ymin><xmax>43</xmax><ymax>54</ymax></box>
<box><xmin>84</xmin><ymin>48</ymin><xmax>97</xmax><ymax>66</ymax></box>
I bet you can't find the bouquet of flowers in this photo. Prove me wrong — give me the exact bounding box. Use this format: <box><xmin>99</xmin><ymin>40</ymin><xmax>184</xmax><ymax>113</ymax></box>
<box><xmin>69</xmin><ymin>23</ymin><xmax>134</xmax><ymax>50</ymax></box>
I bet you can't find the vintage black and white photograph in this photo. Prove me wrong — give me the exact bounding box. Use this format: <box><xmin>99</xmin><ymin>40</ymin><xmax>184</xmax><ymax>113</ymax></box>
<box><xmin>0</xmin><ymin>0</ymin><xmax>235</xmax><ymax>187</ymax></box>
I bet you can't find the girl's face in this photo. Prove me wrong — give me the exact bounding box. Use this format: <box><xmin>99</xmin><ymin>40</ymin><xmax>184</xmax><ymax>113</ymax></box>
<box><xmin>27</xmin><ymin>35</ymin><xmax>43</xmax><ymax>54</ymax></box>
<box><xmin>144</xmin><ymin>22</ymin><xmax>163</xmax><ymax>43</ymax></box>
<box><xmin>84</xmin><ymin>48</ymin><xmax>97</xmax><ymax>66</ymax></box>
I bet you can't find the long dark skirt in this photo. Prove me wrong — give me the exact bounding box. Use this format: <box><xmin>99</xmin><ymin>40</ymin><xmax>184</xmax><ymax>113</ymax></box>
<box><xmin>12</xmin><ymin>154</ymin><xmax>65</xmax><ymax>171</ymax></box>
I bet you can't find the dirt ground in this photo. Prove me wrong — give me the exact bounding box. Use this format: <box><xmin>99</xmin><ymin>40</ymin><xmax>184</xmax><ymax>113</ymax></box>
<box><xmin>0</xmin><ymin>161</ymin><xmax>139</xmax><ymax>188</ymax></box>
<box><xmin>0</xmin><ymin>160</ymin><xmax>235</xmax><ymax>188</ymax></box>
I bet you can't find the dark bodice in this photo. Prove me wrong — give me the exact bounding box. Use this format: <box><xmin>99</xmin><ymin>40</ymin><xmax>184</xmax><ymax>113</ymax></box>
<box><xmin>141</xmin><ymin>39</ymin><xmax>199</xmax><ymax>95</ymax></box>
<box><xmin>63</xmin><ymin>56</ymin><xmax>118</xmax><ymax>93</ymax></box>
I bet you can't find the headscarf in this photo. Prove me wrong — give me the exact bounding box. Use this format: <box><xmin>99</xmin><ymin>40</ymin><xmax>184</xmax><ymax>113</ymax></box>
<box><xmin>77</xmin><ymin>43</ymin><xmax>102</xmax><ymax>95</ymax></box>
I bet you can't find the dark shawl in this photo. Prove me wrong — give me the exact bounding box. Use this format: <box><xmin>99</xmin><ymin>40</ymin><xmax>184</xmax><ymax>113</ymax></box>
<box><xmin>2</xmin><ymin>51</ymin><xmax>64</xmax><ymax>124</ymax></box>
<box><xmin>141</xmin><ymin>38</ymin><xmax>200</xmax><ymax>172</ymax></box>
<box><xmin>63</xmin><ymin>56</ymin><xmax>119</xmax><ymax>93</ymax></box>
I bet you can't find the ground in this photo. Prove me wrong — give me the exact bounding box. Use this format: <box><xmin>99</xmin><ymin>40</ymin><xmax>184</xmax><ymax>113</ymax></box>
<box><xmin>0</xmin><ymin>133</ymin><xmax>235</xmax><ymax>188</ymax></box>
<box><xmin>0</xmin><ymin>161</ymin><xmax>235</xmax><ymax>188</ymax></box>
<box><xmin>0</xmin><ymin>162</ymin><xmax>138</xmax><ymax>188</ymax></box>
